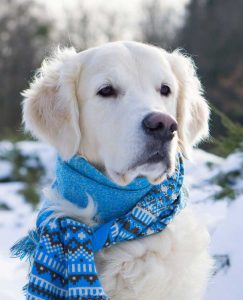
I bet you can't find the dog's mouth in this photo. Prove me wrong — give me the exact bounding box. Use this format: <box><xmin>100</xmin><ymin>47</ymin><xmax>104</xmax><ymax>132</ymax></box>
<box><xmin>130</xmin><ymin>150</ymin><xmax>169</xmax><ymax>170</ymax></box>
<box><xmin>107</xmin><ymin>151</ymin><xmax>172</xmax><ymax>186</ymax></box>
<box><xmin>141</xmin><ymin>152</ymin><xmax>165</xmax><ymax>165</ymax></box>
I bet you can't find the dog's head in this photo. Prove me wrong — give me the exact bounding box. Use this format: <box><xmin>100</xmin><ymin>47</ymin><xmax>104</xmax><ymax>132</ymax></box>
<box><xmin>23</xmin><ymin>42</ymin><xmax>209</xmax><ymax>185</ymax></box>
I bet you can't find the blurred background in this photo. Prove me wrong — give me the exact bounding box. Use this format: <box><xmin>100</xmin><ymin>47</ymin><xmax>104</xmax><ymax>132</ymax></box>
<box><xmin>0</xmin><ymin>0</ymin><xmax>242</xmax><ymax>299</ymax></box>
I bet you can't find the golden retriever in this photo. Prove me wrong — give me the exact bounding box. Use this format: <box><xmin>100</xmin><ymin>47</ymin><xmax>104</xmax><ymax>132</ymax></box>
<box><xmin>22</xmin><ymin>41</ymin><xmax>212</xmax><ymax>300</ymax></box>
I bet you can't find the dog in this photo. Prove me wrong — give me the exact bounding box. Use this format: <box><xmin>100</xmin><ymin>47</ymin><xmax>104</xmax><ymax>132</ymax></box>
<box><xmin>22</xmin><ymin>41</ymin><xmax>212</xmax><ymax>300</ymax></box>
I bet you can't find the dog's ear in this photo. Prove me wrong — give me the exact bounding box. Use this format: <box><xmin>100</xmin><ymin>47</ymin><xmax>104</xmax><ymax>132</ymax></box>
<box><xmin>167</xmin><ymin>50</ymin><xmax>210</xmax><ymax>157</ymax></box>
<box><xmin>22</xmin><ymin>48</ymin><xmax>82</xmax><ymax>160</ymax></box>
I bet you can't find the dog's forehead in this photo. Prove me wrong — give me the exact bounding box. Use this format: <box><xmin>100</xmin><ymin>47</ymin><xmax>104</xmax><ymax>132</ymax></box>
<box><xmin>82</xmin><ymin>42</ymin><xmax>172</xmax><ymax>80</ymax></box>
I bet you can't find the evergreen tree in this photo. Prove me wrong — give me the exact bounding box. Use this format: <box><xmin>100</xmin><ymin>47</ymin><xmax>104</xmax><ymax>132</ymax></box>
<box><xmin>0</xmin><ymin>0</ymin><xmax>51</xmax><ymax>136</ymax></box>
<box><xmin>178</xmin><ymin>0</ymin><xmax>243</xmax><ymax>125</ymax></box>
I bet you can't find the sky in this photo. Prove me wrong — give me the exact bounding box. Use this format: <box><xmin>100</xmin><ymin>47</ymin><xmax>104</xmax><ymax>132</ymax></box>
<box><xmin>39</xmin><ymin>0</ymin><xmax>190</xmax><ymax>11</ymax></box>
<box><xmin>37</xmin><ymin>0</ymin><xmax>190</xmax><ymax>21</ymax></box>
<box><xmin>35</xmin><ymin>0</ymin><xmax>191</xmax><ymax>47</ymax></box>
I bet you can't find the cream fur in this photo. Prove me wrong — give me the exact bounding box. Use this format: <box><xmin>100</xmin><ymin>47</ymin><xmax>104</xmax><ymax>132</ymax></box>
<box><xmin>96</xmin><ymin>208</ymin><xmax>212</xmax><ymax>300</ymax></box>
<box><xmin>22</xmin><ymin>41</ymin><xmax>212</xmax><ymax>299</ymax></box>
<box><xmin>41</xmin><ymin>187</ymin><xmax>97</xmax><ymax>227</ymax></box>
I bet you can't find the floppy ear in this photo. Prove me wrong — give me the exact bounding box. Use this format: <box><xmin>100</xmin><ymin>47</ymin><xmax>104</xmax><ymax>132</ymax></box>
<box><xmin>167</xmin><ymin>50</ymin><xmax>210</xmax><ymax>157</ymax></box>
<box><xmin>22</xmin><ymin>48</ymin><xmax>81</xmax><ymax>160</ymax></box>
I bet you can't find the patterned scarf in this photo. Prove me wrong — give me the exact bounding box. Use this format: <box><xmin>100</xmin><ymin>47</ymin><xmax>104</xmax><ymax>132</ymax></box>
<box><xmin>11</xmin><ymin>154</ymin><xmax>186</xmax><ymax>300</ymax></box>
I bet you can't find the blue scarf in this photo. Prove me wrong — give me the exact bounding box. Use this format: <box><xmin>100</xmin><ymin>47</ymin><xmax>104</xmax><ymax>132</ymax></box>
<box><xmin>11</xmin><ymin>154</ymin><xmax>186</xmax><ymax>300</ymax></box>
<box><xmin>54</xmin><ymin>155</ymin><xmax>163</xmax><ymax>223</ymax></box>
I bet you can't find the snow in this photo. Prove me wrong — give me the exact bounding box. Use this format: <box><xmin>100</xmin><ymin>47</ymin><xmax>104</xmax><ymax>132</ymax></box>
<box><xmin>0</xmin><ymin>160</ymin><xmax>13</xmax><ymax>180</ymax></box>
<box><xmin>205</xmin><ymin>195</ymin><xmax>243</xmax><ymax>300</ymax></box>
<box><xmin>184</xmin><ymin>149</ymin><xmax>243</xmax><ymax>300</ymax></box>
<box><xmin>219</xmin><ymin>152</ymin><xmax>243</xmax><ymax>174</ymax></box>
<box><xmin>0</xmin><ymin>141</ymin><xmax>242</xmax><ymax>300</ymax></box>
<box><xmin>15</xmin><ymin>141</ymin><xmax>57</xmax><ymax>181</ymax></box>
<box><xmin>0</xmin><ymin>182</ymin><xmax>36</xmax><ymax>300</ymax></box>
<box><xmin>0</xmin><ymin>141</ymin><xmax>14</xmax><ymax>154</ymax></box>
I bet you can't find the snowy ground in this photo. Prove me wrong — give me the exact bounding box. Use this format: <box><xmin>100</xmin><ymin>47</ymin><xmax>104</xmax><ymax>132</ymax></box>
<box><xmin>0</xmin><ymin>141</ymin><xmax>242</xmax><ymax>300</ymax></box>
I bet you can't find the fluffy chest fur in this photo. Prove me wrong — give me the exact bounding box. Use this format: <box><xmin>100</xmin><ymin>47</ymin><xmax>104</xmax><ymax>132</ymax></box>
<box><xmin>95</xmin><ymin>208</ymin><xmax>212</xmax><ymax>300</ymax></box>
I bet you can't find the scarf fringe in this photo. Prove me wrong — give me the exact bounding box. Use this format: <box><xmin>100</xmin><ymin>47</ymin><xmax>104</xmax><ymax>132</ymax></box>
<box><xmin>10</xmin><ymin>229</ymin><xmax>39</xmax><ymax>261</ymax></box>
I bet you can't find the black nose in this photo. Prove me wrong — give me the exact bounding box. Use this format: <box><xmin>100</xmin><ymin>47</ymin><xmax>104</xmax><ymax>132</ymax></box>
<box><xmin>142</xmin><ymin>112</ymin><xmax>178</xmax><ymax>140</ymax></box>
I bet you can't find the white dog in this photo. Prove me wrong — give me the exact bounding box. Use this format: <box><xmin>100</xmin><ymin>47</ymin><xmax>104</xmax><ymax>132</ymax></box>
<box><xmin>23</xmin><ymin>41</ymin><xmax>212</xmax><ymax>300</ymax></box>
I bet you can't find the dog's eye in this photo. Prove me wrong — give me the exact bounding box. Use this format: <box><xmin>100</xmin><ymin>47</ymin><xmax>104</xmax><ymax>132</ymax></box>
<box><xmin>160</xmin><ymin>84</ymin><xmax>171</xmax><ymax>96</ymax></box>
<box><xmin>97</xmin><ymin>85</ymin><xmax>117</xmax><ymax>97</ymax></box>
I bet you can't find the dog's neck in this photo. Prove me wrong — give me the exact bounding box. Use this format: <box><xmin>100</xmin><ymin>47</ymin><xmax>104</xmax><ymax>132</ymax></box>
<box><xmin>49</xmin><ymin>154</ymin><xmax>184</xmax><ymax>224</ymax></box>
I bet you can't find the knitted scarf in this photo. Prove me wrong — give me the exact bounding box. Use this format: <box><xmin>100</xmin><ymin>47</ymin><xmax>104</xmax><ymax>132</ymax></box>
<box><xmin>11</xmin><ymin>154</ymin><xmax>186</xmax><ymax>300</ymax></box>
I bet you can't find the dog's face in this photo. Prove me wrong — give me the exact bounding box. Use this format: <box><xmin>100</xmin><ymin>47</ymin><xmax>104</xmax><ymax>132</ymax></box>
<box><xmin>23</xmin><ymin>42</ymin><xmax>209</xmax><ymax>185</ymax></box>
<box><xmin>77</xmin><ymin>43</ymin><xmax>179</xmax><ymax>185</ymax></box>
